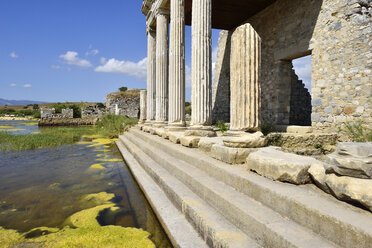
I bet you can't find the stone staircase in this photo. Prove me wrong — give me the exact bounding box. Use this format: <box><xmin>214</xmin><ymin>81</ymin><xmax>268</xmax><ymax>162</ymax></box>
<box><xmin>116</xmin><ymin>128</ymin><xmax>372</xmax><ymax>248</ymax></box>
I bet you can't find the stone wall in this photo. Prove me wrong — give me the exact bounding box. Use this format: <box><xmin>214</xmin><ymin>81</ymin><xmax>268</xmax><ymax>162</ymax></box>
<box><xmin>106</xmin><ymin>89</ymin><xmax>141</xmax><ymax>118</ymax></box>
<box><xmin>213</xmin><ymin>0</ymin><xmax>371</xmax><ymax>131</ymax></box>
<box><xmin>82</xmin><ymin>105</ymin><xmax>105</xmax><ymax>118</ymax></box>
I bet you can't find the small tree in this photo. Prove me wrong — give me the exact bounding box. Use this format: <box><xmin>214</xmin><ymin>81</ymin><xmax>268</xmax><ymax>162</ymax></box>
<box><xmin>32</xmin><ymin>104</ymin><xmax>39</xmax><ymax>110</ymax></box>
<box><xmin>119</xmin><ymin>87</ymin><xmax>128</xmax><ymax>92</ymax></box>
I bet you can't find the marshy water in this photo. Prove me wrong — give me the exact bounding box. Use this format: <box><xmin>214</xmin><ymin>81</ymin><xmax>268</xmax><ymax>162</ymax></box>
<box><xmin>0</xmin><ymin>120</ymin><xmax>171</xmax><ymax>247</ymax></box>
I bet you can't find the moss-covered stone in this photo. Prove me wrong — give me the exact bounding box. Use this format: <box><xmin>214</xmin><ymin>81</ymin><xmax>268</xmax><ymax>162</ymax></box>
<box><xmin>81</xmin><ymin>192</ymin><xmax>115</xmax><ymax>206</ymax></box>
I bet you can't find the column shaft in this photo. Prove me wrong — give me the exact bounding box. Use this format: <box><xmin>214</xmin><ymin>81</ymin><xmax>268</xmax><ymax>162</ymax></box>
<box><xmin>146</xmin><ymin>29</ymin><xmax>156</xmax><ymax>122</ymax></box>
<box><xmin>191</xmin><ymin>0</ymin><xmax>212</xmax><ymax>126</ymax></box>
<box><xmin>155</xmin><ymin>11</ymin><xmax>169</xmax><ymax>123</ymax></box>
<box><xmin>168</xmin><ymin>0</ymin><xmax>186</xmax><ymax>126</ymax></box>
<box><xmin>230</xmin><ymin>23</ymin><xmax>261</xmax><ymax>131</ymax></box>
<box><xmin>140</xmin><ymin>90</ymin><xmax>147</xmax><ymax>124</ymax></box>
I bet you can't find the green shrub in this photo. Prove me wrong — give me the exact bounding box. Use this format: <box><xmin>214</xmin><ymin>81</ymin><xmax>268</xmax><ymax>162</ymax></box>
<box><xmin>119</xmin><ymin>87</ymin><xmax>128</xmax><ymax>92</ymax></box>
<box><xmin>259</xmin><ymin>122</ymin><xmax>274</xmax><ymax>136</ymax></box>
<box><xmin>96</xmin><ymin>114</ymin><xmax>138</xmax><ymax>138</ymax></box>
<box><xmin>185</xmin><ymin>102</ymin><xmax>191</xmax><ymax>107</ymax></box>
<box><xmin>96</xmin><ymin>103</ymin><xmax>105</xmax><ymax>109</ymax></box>
<box><xmin>341</xmin><ymin>121</ymin><xmax>372</xmax><ymax>142</ymax></box>
<box><xmin>267</xmin><ymin>133</ymin><xmax>283</xmax><ymax>146</ymax></box>
<box><xmin>215</xmin><ymin>120</ymin><xmax>229</xmax><ymax>133</ymax></box>
<box><xmin>33</xmin><ymin>104</ymin><xmax>39</xmax><ymax>110</ymax></box>
<box><xmin>33</xmin><ymin>111</ymin><xmax>41</xmax><ymax>118</ymax></box>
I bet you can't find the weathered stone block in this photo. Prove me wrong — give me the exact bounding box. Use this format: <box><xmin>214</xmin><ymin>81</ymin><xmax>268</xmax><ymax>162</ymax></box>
<box><xmin>211</xmin><ymin>144</ymin><xmax>257</xmax><ymax>164</ymax></box>
<box><xmin>326</xmin><ymin>142</ymin><xmax>372</xmax><ymax>179</ymax></box>
<box><xmin>198</xmin><ymin>137</ymin><xmax>224</xmax><ymax>153</ymax></box>
<box><xmin>180</xmin><ymin>136</ymin><xmax>201</xmax><ymax>148</ymax></box>
<box><xmin>245</xmin><ymin>147</ymin><xmax>321</xmax><ymax>184</ymax></box>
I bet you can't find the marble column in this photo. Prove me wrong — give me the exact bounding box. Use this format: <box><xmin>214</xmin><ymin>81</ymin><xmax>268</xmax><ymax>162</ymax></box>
<box><xmin>155</xmin><ymin>9</ymin><xmax>169</xmax><ymax>126</ymax></box>
<box><xmin>139</xmin><ymin>90</ymin><xmax>147</xmax><ymax>124</ymax></box>
<box><xmin>146</xmin><ymin>27</ymin><xmax>156</xmax><ymax>123</ymax></box>
<box><xmin>230</xmin><ymin>23</ymin><xmax>261</xmax><ymax>132</ymax></box>
<box><xmin>168</xmin><ymin>0</ymin><xmax>186</xmax><ymax>129</ymax></box>
<box><xmin>186</xmin><ymin>0</ymin><xmax>215</xmax><ymax>137</ymax></box>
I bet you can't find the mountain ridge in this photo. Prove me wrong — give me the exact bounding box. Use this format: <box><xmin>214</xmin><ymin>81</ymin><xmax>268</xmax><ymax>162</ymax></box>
<box><xmin>0</xmin><ymin>98</ymin><xmax>47</xmax><ymax>106</ymax></box>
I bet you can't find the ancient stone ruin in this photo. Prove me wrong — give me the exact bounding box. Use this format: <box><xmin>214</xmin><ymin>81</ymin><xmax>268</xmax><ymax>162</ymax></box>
<box><xmin>106</xmin><ymin>89</ymin><xmax>142</xmax><ymax>119</ymax></box>
<box><xmin>125</xmin><ymin>1</ymin><xmax>372</xmax><ymax>247</ymax></box>
<box><xmin>81</xmin><ymin>105</ymin><xmax>105</xmax><ymax>118</ymax></box>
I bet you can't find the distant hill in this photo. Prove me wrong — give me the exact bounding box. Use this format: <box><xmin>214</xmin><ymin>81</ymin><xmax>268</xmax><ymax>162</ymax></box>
<box><xmin>0</xmin><ymin>98</ymin><xmax>47</xmax><ymax>106</ymax></box>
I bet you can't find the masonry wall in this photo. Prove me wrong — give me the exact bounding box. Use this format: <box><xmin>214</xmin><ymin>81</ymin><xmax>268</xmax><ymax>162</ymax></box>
<box><xmin>106</xmin><ymin>90</ymin><xmax>141</xmax><ymax>118</ymax></box>
<box><xmin>213</xmin><ymin>0</ymin><xmax>371</xmax><ymax>130</ymax></box>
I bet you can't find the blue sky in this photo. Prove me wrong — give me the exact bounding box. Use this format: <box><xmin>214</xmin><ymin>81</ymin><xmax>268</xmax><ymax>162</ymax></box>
<box><xmin>0</xmin><ymin>0</ymin><xmax>309</xmax><ymax>103</ymax></box>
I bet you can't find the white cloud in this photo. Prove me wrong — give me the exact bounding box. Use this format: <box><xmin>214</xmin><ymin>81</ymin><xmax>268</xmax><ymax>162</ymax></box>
<box><xmin>95</xmin><ymin>57</ymin><xmax>147</xmax><ymax>81</ymax></box>
<box><xmin>293</xmin><ymin>55</ymin><xmax>312</xmax><ymax>92</ymax></box>
<box><xmin>10</xmin><ymin>52</ymin><xmax>18</xmax><ymax>58</ymax></box>
<box><xmin>86</xmin><ymin>49</ymin><xmax>99</xmax><ymax>56</ymax></box>
<box><xmin>9</xmin><ymin>83</ymin><xmax>16</xmax><ymax>87</ymax></box>
<box><xmin>59</xmin><ymin>51</ymin><xmax>92</xmax><ymax>67</ymax></box>
<box><xmin>51</xmin><ymin>65</ymin><xmax>61</xmax><ymax>69</ymax></box>
<box><xmin>100</xmin><ymin>57</ymin><xmax>107</xmax><ymax>64</ymax></box>
<box><xmin>23</xmin><ymin>84</ymin><xmax>32</xmax><ymax>88</ymax></box>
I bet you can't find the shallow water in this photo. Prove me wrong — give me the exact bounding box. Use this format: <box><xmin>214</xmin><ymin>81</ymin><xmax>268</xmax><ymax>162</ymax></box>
<box><xmin>0</xmin><ymin>120</ymin><xmax>171</xmax><ymax>247</ymax></box>
<box><xmin>0</xmin><ymin>120</ymin><xmax>39</xmax><ymax>135</ymax></box>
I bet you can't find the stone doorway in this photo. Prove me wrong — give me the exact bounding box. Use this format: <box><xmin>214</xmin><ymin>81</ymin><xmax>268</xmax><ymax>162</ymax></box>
<box><xmin>290</xmin><ymin>55</ymin><xmax>312</xmax><ymax>126</ymax></box>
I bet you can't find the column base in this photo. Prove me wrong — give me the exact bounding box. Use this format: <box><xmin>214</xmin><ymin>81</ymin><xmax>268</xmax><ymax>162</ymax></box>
<box><xmin>223</xmin><ymin>131</ymin><xmax>266</xmax><ymax>148</ymax></box>
<box><xmin>144</xmin><ymin>120</ymin><xmax>155</xmax><ymax>126</ymax></box>
<box><xmin>153</xmin><ymin>121</ymin><xmax>167</xmax><ymax>128</ymax></box>
<box><xmin>166</xmin><ymin>122</ymin><xmax>187</xmax><ymax>132</ymax></box>
<box><xmin>184</xmin><ymin>125</ymin><xmax>217</xmax><ymax>137</ymax></box>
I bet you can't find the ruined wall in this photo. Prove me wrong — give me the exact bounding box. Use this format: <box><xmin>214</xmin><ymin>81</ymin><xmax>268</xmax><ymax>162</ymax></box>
<box><xmin>289</xmin><ymin>69</ymin><xmax>312</xmax><ymax>126</ymax></box>
<box><xmin>310</xmin><ymin>0</ymin><xmax>371</xmax><ymax>130</ymax></box>
<box><xmin>214</xmin><ymin>0</ymin><xmax>371</xmax><ymax>130</ymax></box>
<box><xmin>106</xmin><ymin>90</ymin><xmax>141</xmax><ymax>118</ymax></box>
<box><xmin>212</xmin><ymin>30</ymin><xmax>231</xmax><ymax>124</ymax></box>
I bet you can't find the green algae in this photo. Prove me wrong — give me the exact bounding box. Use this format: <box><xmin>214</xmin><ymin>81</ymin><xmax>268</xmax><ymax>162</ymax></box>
<box><xmin>81</xmin><ymin>192</ymin><xmax>115</xmax><ymax>206</ymax></box>
<box><xmin>24</xmin><ymin>226</ymin><xmax>60</xmax><ymax>238</ymax></box>
<box><xmin>0</xmin><ymin>227</ymin><xmax>24</xmax><ymax>248</ymax></box>
<box><xmin>96</xmin><ymin>158</ymin><xmax>123</xmax><ymax>162</ymax></box>
<box><xmin>32</xmin><ymin>226</ymin><xmax>155</xmax><ymax>248</ymax></box>
<box><xmin>64</xmin><ymin>204</ymin><xmax>119</xmax><ymax>228</ymax></box>
<box><xmin>90</xmin><ymin>163</ymin><xmax>106</xmax><ymax>170</ymax></box>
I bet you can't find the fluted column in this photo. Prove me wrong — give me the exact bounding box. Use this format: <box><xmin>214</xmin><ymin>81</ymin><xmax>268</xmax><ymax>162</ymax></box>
<box><xmin>230</xmin><ymin>23</ymin><xmax>261</xmax><ymax>131</ymax></box>
<box><xmin>146</xmin><ymin>28</ymin><xmax>156</xmax><ymax>123</ymax></box>
<box><xmin>168</xmin><ymin>0</ymin><xmax>186</xmax><ymax>128</ymax></box>
<box><xmin>155</xmin><ymin>9</ymin><xmax>169</xmax><ymax>125</ymax></box>
<box><xmin>190</xmin><ymin>0</ymin><xmax>213</xmax><ymax>128</ymax></box>
<box><xmin>139</xmin><ymin>90</ymin><xmax>147</xmax><ymax>124</ymax></box>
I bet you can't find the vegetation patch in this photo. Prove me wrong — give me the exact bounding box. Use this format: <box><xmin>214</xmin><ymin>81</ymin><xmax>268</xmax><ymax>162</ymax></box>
<box><xmin>0</xmin><ymin>126</ymin><xmax>95</xmax><ymax>152</ymax></box>
<box><xmin>215</xmin><ymin>120</ymin><xmax>229</xmax><ymax>133</ymax></box>
<box><xmin>90</xmin><ymin>164</ymin><xmax>106</xmax><ymax>170</ymax></box>
<box><xmin>96</xmin><ymin>114</ymin><xmax>138</xmax><ymax>138</ymax></box>
<box><xmin>340</xmin><ymin>121</ymin><xmax>372</xmax><ymax>142</ymax></box>
<box><xmin>0</xmin><ymin>191</ymin><xmax>155</xmax><ymax>248</ymax></box>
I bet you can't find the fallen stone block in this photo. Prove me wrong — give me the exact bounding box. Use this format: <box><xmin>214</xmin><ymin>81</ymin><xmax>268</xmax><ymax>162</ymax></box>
<box><xmin>245</xmin><ymin>147</ymin><xmax>322</xmax><ymax>184</ymax></box>
<box><xmin>326</xmin><ymin>142</ymin><xmax>372</xmax><ymax>179</ymax></box>
<box><xmin>168</xmin><ymin>132</ymin><xmax>184</xmax><ymax>144</ymax></box>
<box><xmin>325</xmin><ymin>174</ymin><xmax>372</xmax><ymax>212</ymax></box>
<box><xmin>211</xmin><ymin>144</ymin><xmax>257</xmax><ymax>164</ymax></box>
<box><xmin>308</xmin><ymin>164</ymin><xmax>331</xmax><ymax>194</ymax></box>
<box><xmin>180</xmin><ymin>136</ymin><xmax>201</xmax><ymax>148</ymax></box>
<box><xmin>198</xmin><ymin>137</ymin><xmax>224</xmax><ymax>153</ymax></box>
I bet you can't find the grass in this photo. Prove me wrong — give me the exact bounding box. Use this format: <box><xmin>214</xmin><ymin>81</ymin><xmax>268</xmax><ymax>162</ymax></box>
<box><xmin>96</xmin><ymin>114</ymin><xmax>138</xmax><ymax>138</ymax></box>
<box><xmin>215</xmin><ymin>120</ymin><xmax>229</xmax><ymax>133</ymax></box>
<box><xmin>340</xmin><ymin>121</ymin><xmax>372</xmax><ymax>142</ymax></box>
<box><xmin>0</xmin><ymin>115</ymin><xmax>138</xmax><ymax>152</ymax></box>
<box><xmin>0</xmin><ymin>127</ymin><xmax>96</xmax><ymax>152</ymax></box>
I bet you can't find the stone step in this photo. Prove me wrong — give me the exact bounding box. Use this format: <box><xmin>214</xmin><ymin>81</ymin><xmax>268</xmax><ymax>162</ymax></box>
<box><xmin>115</xmin><ymin>140</ymin><xmax>208</xmax><ymax>248</ymax></box>
<box><xmin>129</xmin><ymin>128</ymin><xmax>372</xmax><ymax>248</ymax></box>
<box><xmin>123</xmin><ymin>132</ymin><xmax>339</xmax><ymax>248</ymax></box>
<box><xmin>119</xmin><ymin>136</ymin><xmax>259</xmax><ymax>248</ymax></box>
